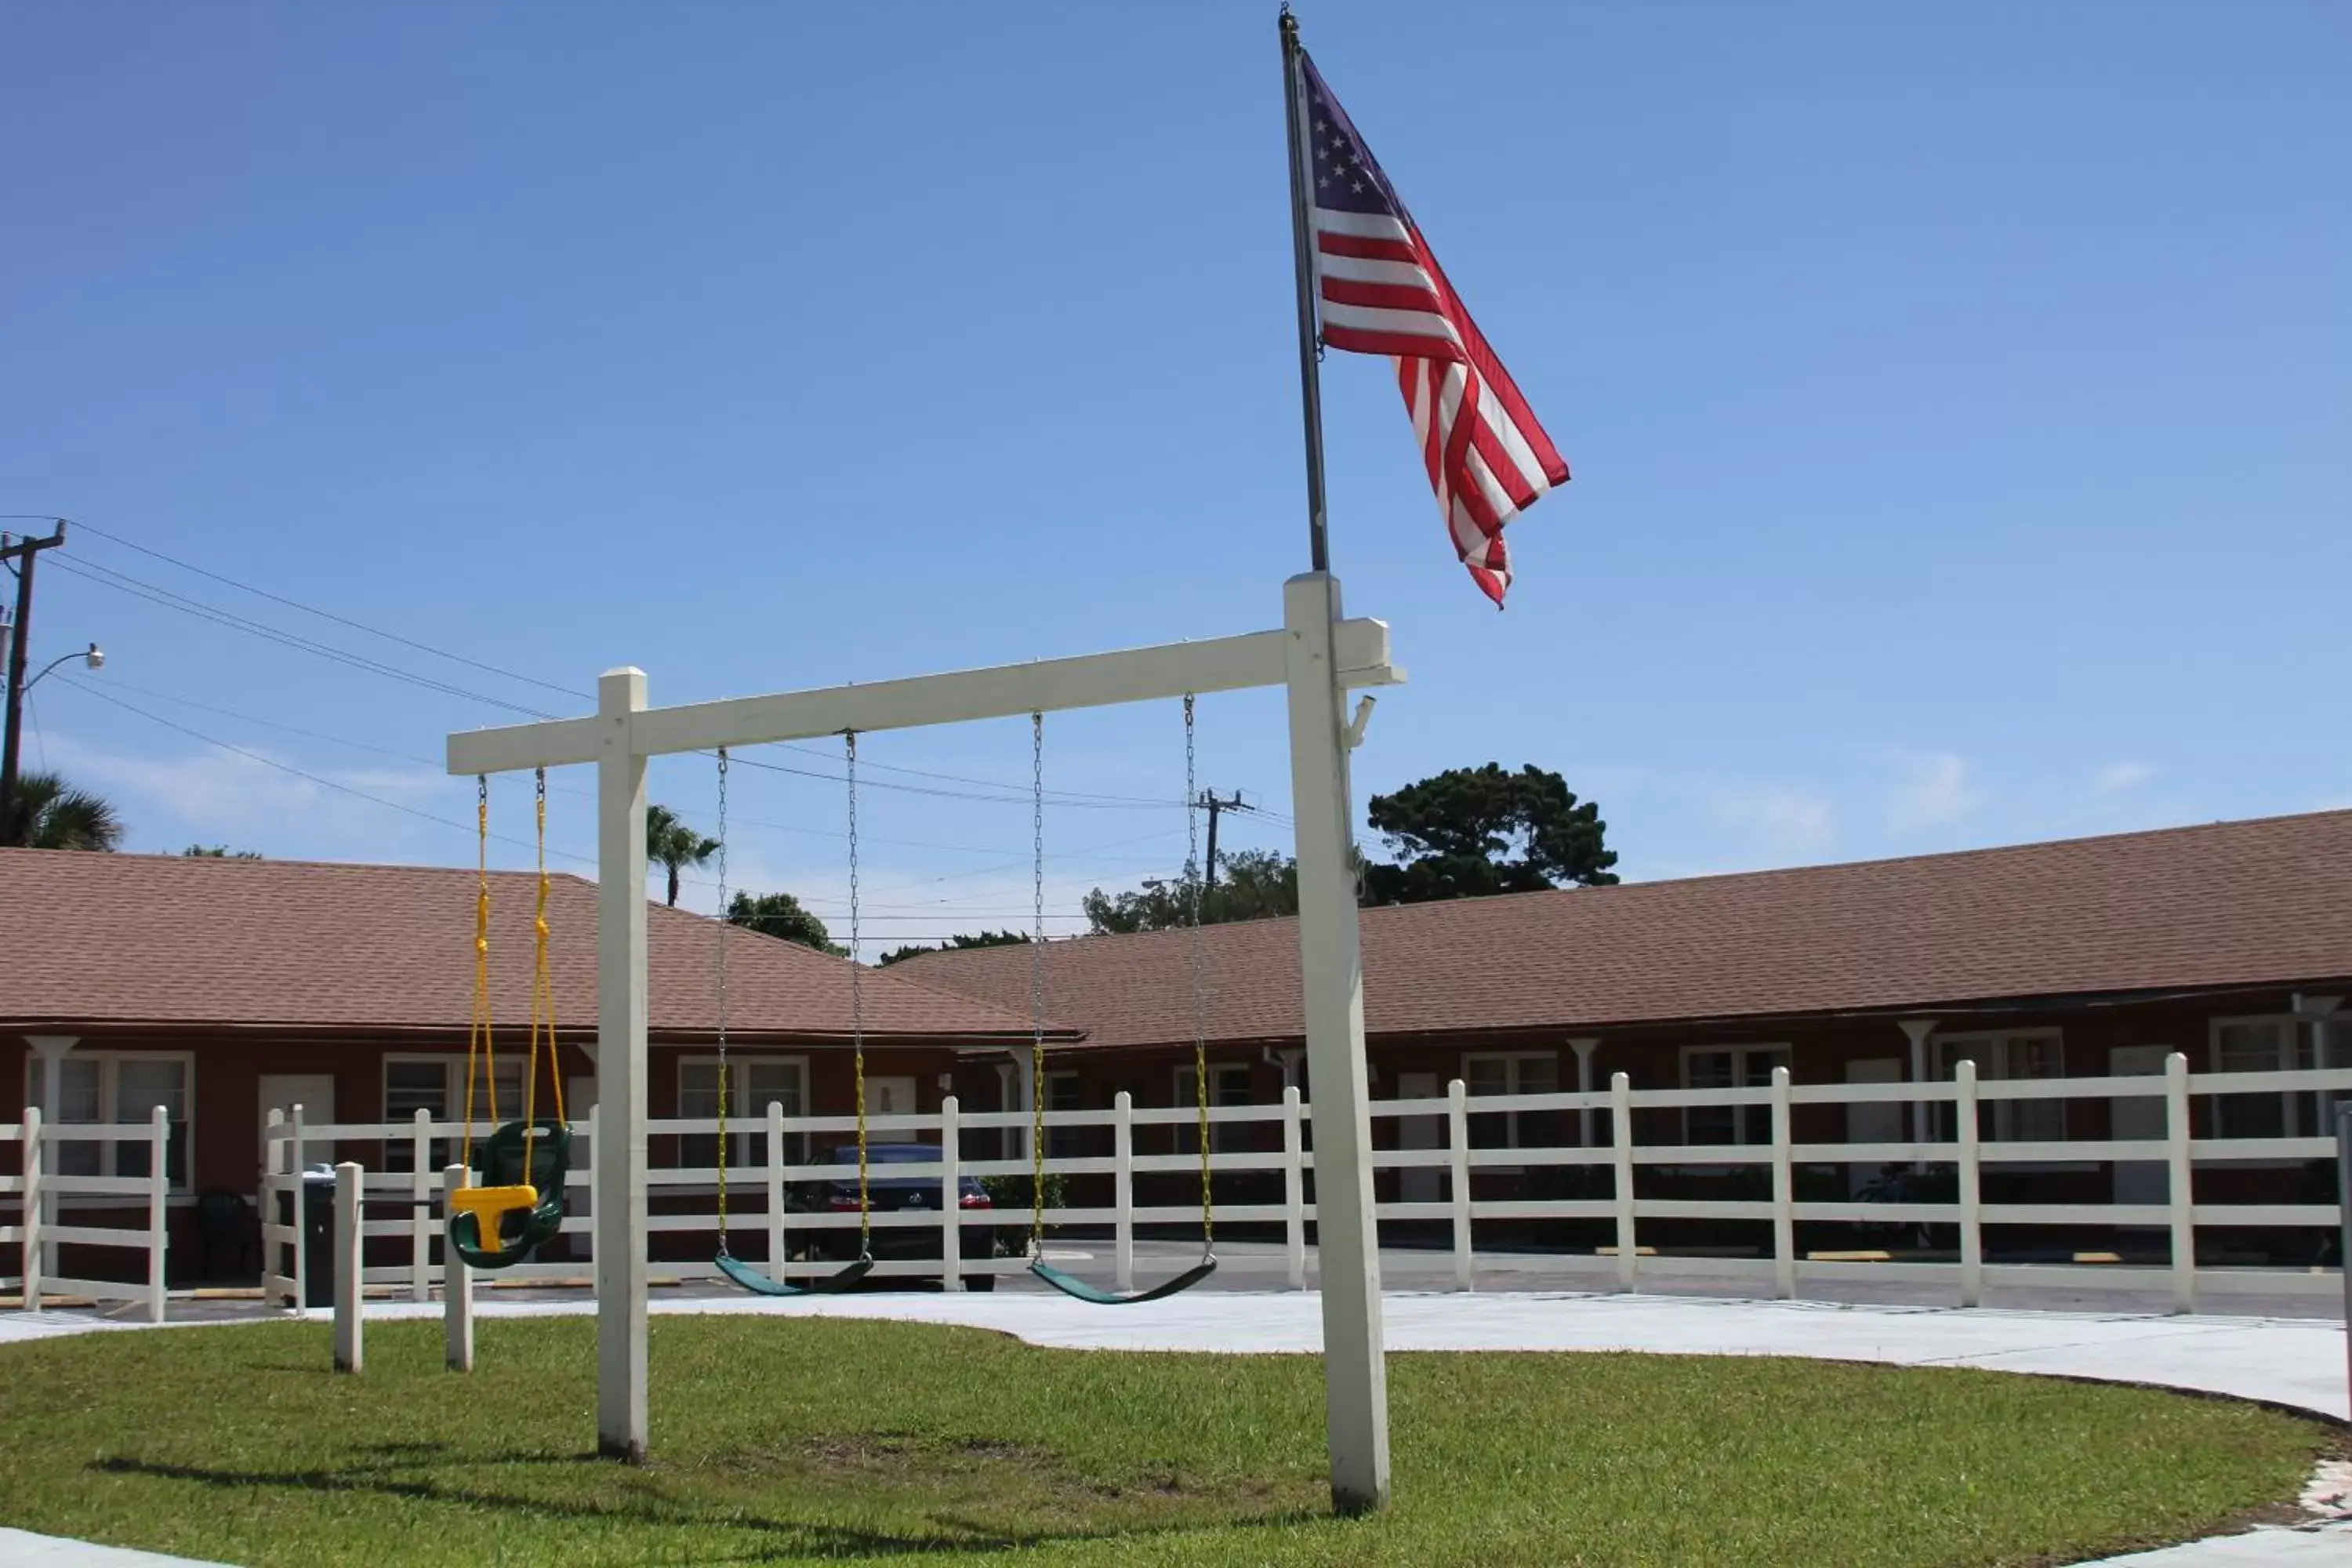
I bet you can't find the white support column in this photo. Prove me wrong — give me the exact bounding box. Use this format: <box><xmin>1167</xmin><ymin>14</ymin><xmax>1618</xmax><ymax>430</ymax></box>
<box><xmin>145</xmin><ymin>1105</ymin><xmax>169</xmax><ymax>1325</ymax></box>
<box><xmin>1899</xmin><ymin>1019</ymin><xmax>1936</xmax><ymax>1154</ymax></box>
<box><xmin>1955</xmin><ymin>1059</ymin><xmax>1983</xmax><ymax>1308</ymax></box>
<box><xmin>1568</xmin><ymin>1038</ymin><xmax>1599</xmax><ymax>1148</ymax></box>
<box><xmin>2165</xmin><ymin>1051</ymin><xmax>2196</xmax><ymax>1313</ymax></box>
<box><xmin>1283</xmin><ymin>1085</ymin><xmax>1307</xmax><ymax>1290</ymax></box>
<box><xmin>1282</xmin><ymin>571</ymin><xmax>1388</xmax><ymax>1515</ymax></box>
<box><xmin>1769</xmin><ymin>1067</ymin><xmax>1794</xmax><ymax>1301</ymax></box>
<box><xmin>940</xmin><ymin>1096</ymin><xmax>962</xmax><ymax>1293</ymax></box>
<box><xmin>1447</xmin><ymin>1078</ymin><xmax>1473</xmax><ymax>1292</ymax></box>
<box><xmin>20</xmin><ymin>1107</ymin><xmax>41</xmax><ymax>1313</ymax></box>
<box><xmin>1012</xmin><ymin>1054</ymin><xmax>1037</xmax><ymax>1163</ymax></box>
<box><xmin>1112</xmin><ymin>1091</ymin><xmax>1134</xmax><ymax>1294</ymax></box>
<box><xmin>594</xmin><ymin>666</ymin><xmax>651</xmax><ymax>1461</ymax></box>
<box><xmin>25</xmin><ymin>1036</ymin><xmax>75</xmax><ymax>1286</ymax></box>
<box><xmin>442</xmin><ymin>1163</ymin><xmax>473</xmax><ymax>1372</ymax></box>
<box><xmin>1610</xmin><ymin>1072</ymin><xmax>1637</xmax><ymax>1291</ymax></box>
<box><xmin>410</xmin><ymin>1108</ymin><xmax>433</xmax><ymax>1303</ymax></box>
<box><xmin>332</xmin><ymin>1160</ymin><xmax>363</xmax><ymax>1372</ymax></box>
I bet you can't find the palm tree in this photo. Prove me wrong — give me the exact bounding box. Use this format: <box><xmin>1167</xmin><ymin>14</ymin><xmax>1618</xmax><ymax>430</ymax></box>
<box><xmin>13</xmin><ymin>771</ymin><xmax>126</xmax><ymax>852</ymax></box>
<box><xmin>645</xmin><ymin>804</ymin><xmax>719</xmax><ymax>907</ymax></box>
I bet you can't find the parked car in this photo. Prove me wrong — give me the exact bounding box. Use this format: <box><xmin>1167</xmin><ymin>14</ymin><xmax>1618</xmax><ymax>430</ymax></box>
<box><xmin>786</xmin><ymin>1142</ymin><xmax>1010</xmax><ymax>1289</ymax></box>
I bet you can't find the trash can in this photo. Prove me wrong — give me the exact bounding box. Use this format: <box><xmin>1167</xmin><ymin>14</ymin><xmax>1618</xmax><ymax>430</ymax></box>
<box><xmin>301</xmin><ymin>1167</ymin><xmax>336</xmax><ymax>1308</ymax></box>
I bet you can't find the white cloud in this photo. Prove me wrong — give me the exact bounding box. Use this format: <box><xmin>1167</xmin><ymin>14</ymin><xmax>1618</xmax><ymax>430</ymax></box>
<box><xmin>2094</xmin><ymin>761</ymin><xmax>2156</xmax><ymax>796</ymax></box>
<box><xmin>1711</xmin><ymin>786</ymin><xmax>1838</xmax><ymax>858</ymax></box>
<box><xmin>1888</xmin><ymin>750</ymin><xmax>1983</xmax><ymax>831</ymax></box>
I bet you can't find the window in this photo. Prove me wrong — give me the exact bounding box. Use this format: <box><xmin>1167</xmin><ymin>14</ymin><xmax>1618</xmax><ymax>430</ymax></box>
<box><xmin>1465</xmin><ymin>1052</ymin><xmax>1562</xmax><ymax>1149</ymax></box>
<box><xmin>383</xmin><ymin>1056</ymin><xmax>522</xmax><ymax>1172</ymax></box>
<box><xmin>27</xmin><ymin>1052</ymin><xmax>192</xmax><ymax>1189</ymax></box>
<box><xmin>1174</xmin><ymin>1062</ymin><xmax>1253</xmax><ymax>1153</ymax></box>
<box><xmin>2208</xmin><ymin>1017</ymin><xmax>2336</xmax><ymax>1142</ymax></box>
<box><xmin>1044</xmin><ymin>1071</ymin><xmax>1083</xmax><ymax>1159</ymax></box>
<box><xmin>1935</xmin><ymin>1030</ymin><xmax>2065</xmax><ymax>1142</ymax></box>
<box><xmin>1677</xmin><ymin>1046</ymin><xmax>1787</xmax><ymax>1146</ymax></box>
<box><xmin>677</xmin><ymin>1056</ymin><xmax>808</xmax><ymax>1171</ymax></box>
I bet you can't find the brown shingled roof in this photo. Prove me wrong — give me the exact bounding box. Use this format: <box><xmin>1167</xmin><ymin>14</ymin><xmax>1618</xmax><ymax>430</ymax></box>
<box><xmin>891</xmin><ymin>811</ymin><xmax>2352</xmax><ymax>1047</ymax></box>
<box><xmin>0</xmin><ymin>848</ymin><xmax>1048</xmax><ymax>1042</ymax></box>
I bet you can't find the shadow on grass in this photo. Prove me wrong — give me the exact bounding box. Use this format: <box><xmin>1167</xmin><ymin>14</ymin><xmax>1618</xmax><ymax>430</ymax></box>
<box><xmin>89</xmin><ymin>1454</ymin><xmax>1324</xmax><ymax>1562</ymax></box>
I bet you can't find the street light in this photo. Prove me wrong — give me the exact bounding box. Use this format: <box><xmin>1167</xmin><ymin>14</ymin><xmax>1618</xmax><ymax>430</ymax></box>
<box><xmin>21</xmin><ymin>641</ymin><xmax>103</xmax><ymax>695</ymax></box>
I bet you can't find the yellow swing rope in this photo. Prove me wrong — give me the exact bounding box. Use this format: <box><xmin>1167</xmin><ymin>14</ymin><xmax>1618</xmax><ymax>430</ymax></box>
<box><xmin>524</xmin><ymin>767</ymin><xmax>564</xmax><ymax>1131</ymax></box>
<box><xmin>463</xmin><ymin>775</ymin><xmax>496</xmax><ymax>1169</ymax></box>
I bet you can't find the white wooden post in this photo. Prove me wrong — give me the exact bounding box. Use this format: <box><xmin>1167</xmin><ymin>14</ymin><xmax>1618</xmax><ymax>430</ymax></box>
<box><xmin>1769</xmin><ymin>1066</ymin><xmax>1795</xmax><ymax>1301</ymax></box>
<box><xmin>332</xmin><ymin>1160</ymin><xmax>363</xmax><ymax>1372</ymax></box>
<box><xmin>410</xmin><ymin>1108</ymin><xmax>433</xmax><ymax>1302</ymax></box>
<box><xmin>594</xmin><ymin>666</ymin><xmax>650</xmax><ymax>1460</ymax></box>
<box><xmin>1447</xmin><ymin>1078</ymin><xmax>1473</xmax><ymax>1292</ymax></box>
<box><xmin>2165</xmin><ymin>1051</ymin><xmax>2196</xmax><ymax>1313</ymax></box>
<box><xmin>289</xmin><ymin>1104</ymin><xmax>308</xmax><ymax>1312</ymax></box>
<box><xmin>1112</xmin><ymin>1091</ymin><xmax>1134</xmax><ymax>1294</ymax></box>
<box><xmin>146</xmin><ymin>1105</ymin><xmax>169</xmax><ymax>1325</ymax></box>
<box><xmin>258</xmin><ymin>1108</ymin><xmax>282</xmax><ymax>1310</ymax></box>
<box><xmin>1283</xmin><ymin>1085</ymin><xmax>1306</xmax><ymax>1291</ymax></box>
<box><xmin>27</xmin><ymin>1036</ymin><xmax>73</xmax><ymax>1290</ymax></box>
<box><xmin>20</xmin><ymin>1107</ymin><xmax>40</xmax><ymax>1313</ymax></box>
<box><xmin>1283</xmin><ymin>571</ymin><xmax>1389</xmax><ymax>1515</ymax></box>
<box><xmin>940</xmin><ymin>1096</ymin><xmax>962</xmax><ymax>1293</ymax></box>
<box><xmin>1610</xmin><ymin>1072</ymin><xmax>1637</xmax><ymax>1291</ymax></box>
<box><xmin>1956</xmin><ymin>1059</ymin><xmax>1983</xmax><ymax>1307</ymax></box>
<box><xmin>442</xmin><ymin>1163</ymin><xmax>473</xmax><ymax>1373</ymax></box>
<box><xmin>766</xmin><ymin>1100</ymin><xmax>788</xmax><ymax>1280</ymax></box>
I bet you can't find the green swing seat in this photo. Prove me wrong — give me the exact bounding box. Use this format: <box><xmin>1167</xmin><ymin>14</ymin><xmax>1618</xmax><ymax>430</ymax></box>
<box><xmin>1029</xmin><ymin>1254</ymin><xmax>1218</xmax><ymax>1305</ymax></box>
<box><xmin>447</xmin><ymin>1118</ymin><xmax>571</xmax><ymax>1271</ymax></box>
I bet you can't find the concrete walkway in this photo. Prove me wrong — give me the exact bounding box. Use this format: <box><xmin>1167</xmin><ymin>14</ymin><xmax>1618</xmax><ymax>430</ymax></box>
<box><xmin>0</xmin><ymin>1291</ymin><xmax>2344</xmax><ymax>1566</ymax></box>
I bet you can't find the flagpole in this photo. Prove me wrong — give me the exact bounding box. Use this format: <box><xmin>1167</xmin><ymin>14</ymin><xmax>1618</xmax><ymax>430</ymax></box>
<box><xmin>1279</xmin><ymin>5</ymin><xmax>1331</xmax><ymax>573</ymax></box>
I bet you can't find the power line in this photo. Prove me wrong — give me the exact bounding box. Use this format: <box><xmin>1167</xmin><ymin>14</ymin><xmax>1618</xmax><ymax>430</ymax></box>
<box><xmin>54</xmin><ymin>675</ymin><xmax>597</xmax><ymax>866</ymax></box>
<box><xmin>69</xmin><ymin>517</ymin><xmax>590</xmax><ymax>701</ymax></box>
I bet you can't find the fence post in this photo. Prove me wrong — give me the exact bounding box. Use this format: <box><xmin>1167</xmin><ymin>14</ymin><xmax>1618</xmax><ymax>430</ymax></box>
<box><xmin>2165</xmin><ymin>1051</ymin><xmax>2196</xmax><ymax>1313</ymax></box>
<box><xmin>1612</xmin><ymin>1073</ymin><xmax>1639</xmax><ymax>1291</ymax></box>
<box><xmin>409</xmin><ymin>1109</ymin><xmax>433</xmax><ymax>1302</ymax></box>
<box><xmin>579</xmin><ymin>1102</ymin><xmax>597</xmax><ymax>1262</ymax></box>
<box><xmin>290</xmin><ymin>1104</ymin><xmax>309</xmax><ymax>1312</ymax></box>
<box><xmin>442</xmin><ymin>1163</ymin><xmax>473</xmax><ymax>1372</ymax></box>
<box><xmin>941</xmin><ymin>1096</ymin><xmax>962</xmax><ymax>1293</ymax></box>
<box><xmin>1113</xmin><ymin>1091</ymin><xmax>1134</xmax><ymax>1294</ymax></box>
<box><xmin>1447</xmin><ymin>1079</ymin><xmax>1473</xmax><ymax>1291</ymax></box>
<box><xmin>147</xmin><ymin>1105</ymin><xmax>169</xmax><ymax>1325</ymax></box>
<box><xmin>1283</xmin><ymin>1085</ymin><xmax>1307</xmax><ymax>1290</ymax></box>
<box><xmin>259</xmin><ymin>1109</ymin><xmax>282</xmax><ymax>1310</ymax></box>
<box><xmin>1770</xmin><ymin>1066</ymin><xmax>1795</xmax><ymax>1300</ymax></box>
<box><xmin>766</xmin><ymin>1100</ymin><xmax>788</xmax><ymax>1283</ymax></box>
<box><xmin>1955</xmin><ymin>1058</ymin><xmax>1983</xmax><ymax>1307</ymax></box>
<box><xmin>332</xmin><ymin>1161</ymin><xmax>363</xmax><ymax>1373</ymax></box>
<box><xmin>21</xmin><ymin>1107</ymin><xmax>41</xmax><ymax>1313</ymax></box>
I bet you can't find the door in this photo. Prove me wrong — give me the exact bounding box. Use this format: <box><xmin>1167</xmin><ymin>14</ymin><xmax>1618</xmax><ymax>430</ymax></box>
<box><xmin>1398</xmin><ymin>1072</ymin><xmax>1442</xmax><ymax>1204</ymax></box>
<box><xmin>2109</xmin><ymin>1045</ymin><xmax>2172</xmax><ymax>1212</ymax></box>
<box><xmin>259</xmin><ymin>1073</ymin><xmax>336</xmax><ymax>1172</ymax></box>
<box><xmin>864</xmin><ymin>1076</ymin><xmax>919</xmax><ymax>1120</ymax></box>
<box><xmin>1844</xmin><ymin>1059</ymin><xmax>1904</xmax><ymax>1195</ymax></box>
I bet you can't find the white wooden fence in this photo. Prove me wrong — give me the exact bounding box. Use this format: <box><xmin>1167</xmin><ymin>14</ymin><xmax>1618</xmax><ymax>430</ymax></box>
<box><xmin>257</xmin><ymin>1054</ymin><xmax>2349</xmax><ymax>1311</ymax></box>
<box><xmin>2</xmin><ymin>1107</ymin><xmax>175</xmax><ymax>1323</ymax></box>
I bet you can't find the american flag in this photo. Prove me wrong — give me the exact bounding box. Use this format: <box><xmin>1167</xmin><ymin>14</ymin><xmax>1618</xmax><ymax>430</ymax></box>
<box><xmin>1301</xmin><ymin>52</ymin><xmax>1569</xmax><ymax>606</ymax></box>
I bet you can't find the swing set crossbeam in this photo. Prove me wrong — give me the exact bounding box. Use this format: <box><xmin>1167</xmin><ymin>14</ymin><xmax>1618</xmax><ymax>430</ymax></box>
<box><xmin>446</xmin><ymin>617</ymin><xmax>1402</xmax><ymax>775</ymax></box>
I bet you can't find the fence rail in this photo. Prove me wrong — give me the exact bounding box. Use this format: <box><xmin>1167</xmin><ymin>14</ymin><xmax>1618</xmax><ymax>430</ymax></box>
<box><xmin>253</xmin><ymin>1054</ymin><xmax>2349</xmax><ymax>1310</ymax></box>
<box><xmin>4</xmin><ymin>1106</ymin><xmax>172</xmax><ymax>1321</ymax></box>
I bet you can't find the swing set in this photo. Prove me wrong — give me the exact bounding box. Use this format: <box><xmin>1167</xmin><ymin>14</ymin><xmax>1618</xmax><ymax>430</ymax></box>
<box><xmin>444</xmin><ymin>581</ymin><xmax>1401</xmax><ymax>1486</ymax></box>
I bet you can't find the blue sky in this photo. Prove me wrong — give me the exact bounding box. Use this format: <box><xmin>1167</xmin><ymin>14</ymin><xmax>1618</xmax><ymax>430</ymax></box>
<box><xmin>3</xmin><ymin>2</ymin><xmax>2347</xmax><ymax>953</ymax></box>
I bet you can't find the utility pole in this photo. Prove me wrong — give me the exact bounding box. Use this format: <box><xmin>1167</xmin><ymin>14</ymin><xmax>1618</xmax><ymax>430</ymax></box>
<box><xmin>1197</xmin><ymin>789</ymin><xmax>1243</xmax><ymax>887</ymax></box>
<box><xmin>0</xmin><ymin>521</ymin><xmax>68</xmax><ymax>848</ymax></box>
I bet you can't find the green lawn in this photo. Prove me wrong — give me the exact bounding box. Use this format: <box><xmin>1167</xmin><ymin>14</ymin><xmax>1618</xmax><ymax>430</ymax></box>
<box><xmin>0</xmin><ymin>1316</ymin><xmax>2329</xmax><ymax>1566</ymax></box>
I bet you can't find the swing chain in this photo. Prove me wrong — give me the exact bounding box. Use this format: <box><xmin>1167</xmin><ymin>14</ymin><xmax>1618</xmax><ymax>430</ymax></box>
<box><xmin>1184</xmin><ymin>695</ymin><xmax>1210</xmax><ymax>1250</ymax></box>
<box><xmin>848</xmin><ymin>733</ymin><xmax>869</xmax><ymax>1255</ymax></box>
<box><xmin>1028</xmin><ymin>710</ymin><xmax>1048</xmax><ymax>1258</ymax></box>
<box><xmin>714</xmin><ymin>747</ymin><xmax>731</xmax><ymax>1254</ymax></box>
